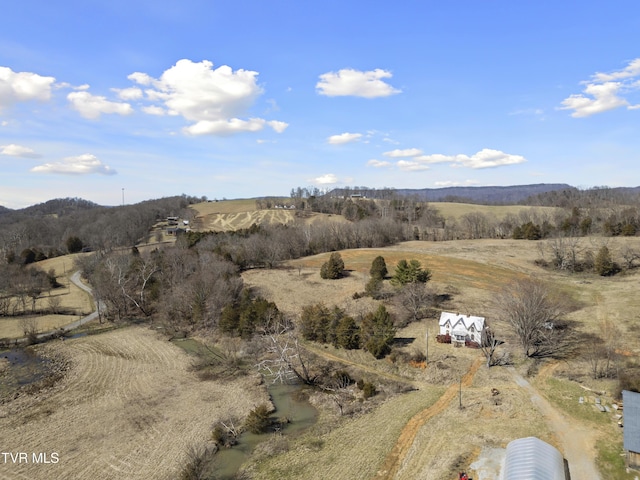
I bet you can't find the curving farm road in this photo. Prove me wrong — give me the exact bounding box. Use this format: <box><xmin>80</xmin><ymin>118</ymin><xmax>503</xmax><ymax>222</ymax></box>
<box><xmin>511</xmin><ymin>369</ymin><xmax>601</xmax><ymax>480</ymax></box>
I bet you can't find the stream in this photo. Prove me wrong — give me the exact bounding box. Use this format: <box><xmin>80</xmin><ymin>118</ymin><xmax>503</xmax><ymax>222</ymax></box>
<box><xmin>211</xmin><ymin>381</ymin><xmax>318</xmax><ymax>479</ymax></box>
<box><xmin>170</xmin><ymin>338</ymin><xmax>318</xmax><ymax>478</ymax></box>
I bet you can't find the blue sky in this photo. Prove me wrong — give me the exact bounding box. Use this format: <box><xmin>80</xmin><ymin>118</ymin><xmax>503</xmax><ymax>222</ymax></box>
<box><xmin>1</xmin><ymin>1</ymin><xmax>639</xmax><ymax>208</ymax></box>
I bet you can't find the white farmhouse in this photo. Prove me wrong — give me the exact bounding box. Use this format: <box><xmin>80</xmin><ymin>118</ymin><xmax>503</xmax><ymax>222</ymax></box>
<box><xmin>438</xmin><ymin>312</ymin><xmax>485</xmax><ymax>346</ymax></box>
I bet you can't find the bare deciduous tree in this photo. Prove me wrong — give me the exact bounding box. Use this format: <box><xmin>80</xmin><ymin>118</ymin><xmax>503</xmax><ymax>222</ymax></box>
<box><xmin>395</xmin><ymin>282</ymin><xmax>434</xmax><ymax>325</ymax></box>
<box><xmin>492</xmin><ymin>278</ymin><xmax>576</xmax><ymax>358</ymax></box>
<box><xmin>256</xmin><ymin>320</ymin><xmax>318</xmax><ymax>385</ymax></box>
<box><xmin>480</xmin><ymin>327</ymin><xmax>503</xmax><ymax>367</ymax></box>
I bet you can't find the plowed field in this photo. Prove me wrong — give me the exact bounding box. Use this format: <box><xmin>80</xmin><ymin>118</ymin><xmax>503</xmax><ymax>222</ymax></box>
<box><xmin>0</xmin><ymin>327</ymin><xmax>266</xmax><ymax>480</ymax></box>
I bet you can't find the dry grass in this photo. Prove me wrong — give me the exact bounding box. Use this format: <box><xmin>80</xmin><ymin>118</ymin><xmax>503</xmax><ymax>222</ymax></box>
<box><xmin>6</xmin><ymin>232</ymin><xmax>640</xmax><ymax>479</ymax></box>
<box><xmin>0</xmin><ymin>326</ymin><xmax>267</xmax><ymax>480</ymax></box>
<box><xmin>241</xmin><ymin>237</ymin><xmax>640</xmax><ymax>479</ymax></box>
<box><xmin>189</xmin><ymin>199</ymin><xmax>350</xmax><ymax>232</ymax></box>
<box><xmin>0</xmin><ymin>254</ymin><xmax>94</xmax><ymax>339</ymax></box>
<box><xmin>430</xmin><ymin>202</ymin><xmax>558</xmax><ymax>221</ymax></box>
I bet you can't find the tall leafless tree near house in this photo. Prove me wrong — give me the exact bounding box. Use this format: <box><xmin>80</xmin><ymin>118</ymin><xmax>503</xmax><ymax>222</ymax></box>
<box><xmin>396</xmin><ymin>282</ymin><xmax>434</xmax><ymax>325</ymax></box>
<box><xmin>480</xmin><ymin>327</ymin><xmax>504</xmax><ymax>367</ymax></box>
<box><xmin>492</xmin><ymin>277</ymin><xmax>576</xmax><ymax>358</ymax></box>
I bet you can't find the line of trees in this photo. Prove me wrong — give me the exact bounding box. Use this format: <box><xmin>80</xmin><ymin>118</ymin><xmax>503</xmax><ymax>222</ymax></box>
<box><xmin>0</xmin><ymin>263</ymin><xmax>60</xmax><ymax>317</ymax></box>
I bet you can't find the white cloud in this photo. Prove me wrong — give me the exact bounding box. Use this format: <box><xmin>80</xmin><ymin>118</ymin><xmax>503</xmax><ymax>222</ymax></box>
<box><xmin>316</xmin><ymin>68</ymin><xmax>401</xmax><ymax>98</ymax></box>
<box><xmin>559</xmin><ymin>58</ymin><xmax>640</xmax><ymax>117</ymax></box>
<box><xmin>397</xmin><ymin>160</ymin><xmax>430</xmax><ymax>171</ymax></box>
<box><xmin>559</xmin><ymin>82</ymin><xmax>628</xmax><ymax>118</ymax></box>
<box><xmin>113</xmin><ymin>87</ymin><xmax>143</xmax><ymax>101</ymax></box>
<box><xmin>0</xmin><ymin>66</ymin><xmax>56</xmax><ymax>109</ymax></box>
<box><xmin>383</xmin><ymin>148</ymin><xmax>423</xmax><ymax>158</ymax></box>
<box><xmin>311</xmin><ymin>173</ymin><xmax>339</xmax><ymax>185</ymax></box>
<box><xmin>31</xmin><ymin>153</ymin><xmax>117</xmax><ymax>175</ymax></box>
<box><xmin>142</xmin><ymin>105</ymin><xmax>166</xmax><ymax>116</ymax></box>
<box><xmin>327</xmin><ymin>132</ymin><xmax>362</xmax><ymax>145</ymax></box>
<box><xmin>184</xmin><ymin>118</ymin><xmax>288</xmax><ymax>136</ymax></box>
<box><xmin>67</xmin><ymin>91</ymin><xmax>133</xmax><ymax>119</ymax></box>
<box><xmin>593</xmin><ymin>58</ymin><xmax>640</xmax><ymax>82</ymax></box>
<box><xmin>128</xmin><ymin>59</ymin><xmax>286</xmax><ymax>136</ymax></box>
<box><xmin>0</xmin><ymin>143</ymin><xmax>40</xmax><ymax>158</ymax></box>
<box><xmin>367</xmin><ymin>159</ymin><xmax>392</xmax><ymax>168</ymax></box>
<box><xmin>413</xmin><ymin>153</ymin><xmax>456</xmax><ymax>164</ymax></box>
<box><xmin>451</xmin><ymin>149</ymin><xmax>526</xmax><ymax>169</ymax></box>
<box><xmin>269</xmin><ymin>120</ymin><xmax>288</xmax><ymax>133</ymax></box>
<box><xmin>434</xmin><ymin>180</ymin><xmax>479</xmax><ymax>187</ymax></box>
<box><xmin>379</xmin><ymin>148</ymin><xmax>526</xmax><ymax>170</ymax></box>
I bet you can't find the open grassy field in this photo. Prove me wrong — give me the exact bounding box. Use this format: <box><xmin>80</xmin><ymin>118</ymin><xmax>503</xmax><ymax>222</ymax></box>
<box><xmin>242</xmin><ymin>237</ymin><xmax>640</xmax><ymax>479</ymax></box>
<box><xmin>5</xmin><ymin>213</ymin><xmax>640</xmax><ymax>479</ymax></box>
<box><xmin>0</xmin><ymin>254</ymin><xmax>94</xmax><ymax>339</ymax></box>
<box><xmin>0</xmin><ymin>326</ymin><xmax>267</xmax><ymax>480</ymax></box>
<box><xmin>189</xmin><ymin>199</ymin><xmax>349</xmax><ymax>232</ymax></box>
<box><xmin>190</xmin><ymin>200</ymin><xmax>560</xmax><ymax>232</ymax></box>
<box><xmin>430</xmin><ymin>202</ymin><xmax>559</xmax><ymax>220</ymax></box>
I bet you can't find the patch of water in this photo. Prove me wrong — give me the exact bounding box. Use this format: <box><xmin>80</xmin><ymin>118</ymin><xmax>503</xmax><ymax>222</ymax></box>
<box><xmin>212</xmin><ymin>381</ymin><xmax>318</xmax><ymax>479</ymax></box>
<box><xmin>168</xmin><ymin>337</ymin><xmax>318</xmax><ymax>478</ymax></box>
<box><xmin>0</xmin><ymin>348</ymin><xmax>50</xmax><ymax>391</ymax></box>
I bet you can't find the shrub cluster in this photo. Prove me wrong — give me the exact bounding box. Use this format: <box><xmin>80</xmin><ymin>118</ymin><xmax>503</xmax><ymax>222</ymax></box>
<box><xmin>219</xmin><ymin>290</ymin><xmax>282</xmax><ymax>339</ymax></box>
<box><xmin>300</xmin><ymin>303</ymin><xmax>396</xmax><ymax>359</ymax></box>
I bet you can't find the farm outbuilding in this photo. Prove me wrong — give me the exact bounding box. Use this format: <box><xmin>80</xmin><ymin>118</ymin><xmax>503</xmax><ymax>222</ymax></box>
<box><xmin>623</xmin><ymin>390</ymin><xmax>640</xmax><ymax>469</ymax></box>
<box><xmin>438</xmin><ymin>312</ymin><xmax>485</xmax><ymax>346</ymax></box>
<box><xmin>501</xmin><ymin>437</ymin><xmax>566</xmax><ymax>480</ymax></box>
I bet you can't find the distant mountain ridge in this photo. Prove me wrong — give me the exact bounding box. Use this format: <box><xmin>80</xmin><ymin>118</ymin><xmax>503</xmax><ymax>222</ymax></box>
<box><xmin>329</xmin><ymin>183</ymin><xmax>575</xmax><ymax>204</ymax></box>
<box><xmin>393</xmin><ymin>183</ymin><xmax>574</xmax><ymax>204</ymax></box>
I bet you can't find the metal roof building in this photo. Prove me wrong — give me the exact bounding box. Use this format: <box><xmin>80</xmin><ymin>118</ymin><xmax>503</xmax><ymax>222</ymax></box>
<box><xmin>623</xmin><ymin>390</ymin><xmax>640</xmax><ymax>469</ymax></box>
<box><xmin>501</xmin><ymin>437</ymin><xmax>565</xmax><ymax>480</ymax></box>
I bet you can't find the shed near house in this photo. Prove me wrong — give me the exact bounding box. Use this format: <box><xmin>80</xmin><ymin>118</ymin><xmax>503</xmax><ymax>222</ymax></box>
<box><xmin>623</xmin><ymin>390</ymin><xmax>640</xmax><ymax>469</ymax></box>
<box><xmin>438</xmin><ymin>312</ymin><xmax>485</xmax><ymax>346</ymax></box>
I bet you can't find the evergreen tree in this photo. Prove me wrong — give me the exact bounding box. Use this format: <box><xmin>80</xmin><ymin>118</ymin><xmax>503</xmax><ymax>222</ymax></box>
<box><xmin>391</xmin><ymin>259</ymin><xmax>431</xmax><ymax>286</ymax></box>
<box><xmin>361</xmin><ymin>305</ymin><xmax>396</xmax><ymax>359</ymax></box>
<box><xmin>320</xmin><ymin>252</ymin><xmax>345</xmax><ymax>279</ymax></box>
<box><xmin>66</xmin><ymin>235</ymin><xmax>84</xmax><ymax>253</ymax></box>
<box><xmin>594</xmin><ymin>246</ymin><xmax>617</xmax><ymax>276</ymax></box>
<box><xmin>336</xmin><ymin>315</ymin><xmax>360</xmax><ymax>349</ymax></box>
<box><xmin>369</xmin><ymin>256</ymin><xmax>388</xmax><ymax>279</ymax></box>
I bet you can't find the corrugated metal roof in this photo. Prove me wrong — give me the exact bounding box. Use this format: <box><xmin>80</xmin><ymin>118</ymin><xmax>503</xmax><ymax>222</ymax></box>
<box><xmin>501</xmin><ymin>437</ymin><xmax>565</xmax><ymax>480</ymax></box>
<box><xmin>624</xmin><ymin>390</ymin><xmax>640</xmax><ymax>453</ymax></box>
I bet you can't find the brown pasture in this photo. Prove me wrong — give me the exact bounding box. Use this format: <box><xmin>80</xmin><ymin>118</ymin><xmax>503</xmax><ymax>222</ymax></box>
<box><xmin>0</xmin><ymin>327</ymin><xmax>267</xmax><ymax>480</ymax></box>
<box><xmin>243</xmin><ymin>237</ymin><xmax>640</xmax><ymax>479</ymax></box>
<box><xmin>4</xmin><ymin>224</ymin><xmax>640</xmax><ymax>479</ymax></box>
<box><xmin>0</xmin><ymin>254</ymin><xmax>94</xmax><ymax>339</ymax></box>
<box><xmin>189</xmin><ymin>199</ymin><xmax>350</xmax><ymax>232</ymax></box>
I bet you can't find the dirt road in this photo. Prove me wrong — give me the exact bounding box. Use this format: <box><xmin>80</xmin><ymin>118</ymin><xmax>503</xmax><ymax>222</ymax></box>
<box><xmin>373</xmin><ymin>357</ymin><xmax>483</xmax><ymax>480</ymax></box>
<box><xmin>511</xmin><ymin>369</ymin><xmax>601</xmax><ymax>480</ymax></box>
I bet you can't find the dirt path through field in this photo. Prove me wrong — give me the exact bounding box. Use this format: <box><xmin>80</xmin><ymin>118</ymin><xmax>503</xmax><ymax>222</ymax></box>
<box><xmin>511</xmin><ymin>368</ymin><xmax>601</xmax><ymax>480</ymax></box>
<box><xmin>373</xmin><ymin>357</ymin><xmax>483</xmax><ymax>480</ymax></box>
